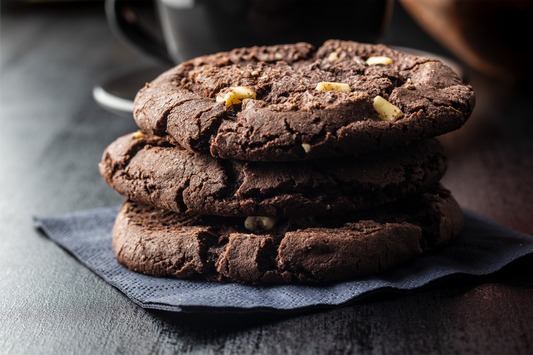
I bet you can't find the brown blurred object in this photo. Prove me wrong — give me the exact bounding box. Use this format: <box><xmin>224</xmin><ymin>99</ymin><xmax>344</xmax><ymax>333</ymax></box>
<box><xmin>400</xmin><ymin>0</ymin><xmax>533</xmax><ymax>81</ymax></box>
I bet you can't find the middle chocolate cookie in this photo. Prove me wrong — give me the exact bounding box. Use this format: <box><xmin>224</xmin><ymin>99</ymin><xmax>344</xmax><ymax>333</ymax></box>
<box><xmin>100</xmin><ymin>132</ymin><xmax>447</xmax><ymax>218</ymax></box>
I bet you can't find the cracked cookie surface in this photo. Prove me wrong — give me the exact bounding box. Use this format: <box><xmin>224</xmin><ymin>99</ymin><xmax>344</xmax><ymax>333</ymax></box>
<box><xmin>134</xmin><ymin>40</ymin><xmax>475</xmax><ymax>161</ymax></box>
<box><xmin>100</xmin><ymin>133</ymin><xmax>447</xmax><ymax>217</ymax></box>
<box><xmin>112</xmin><ymin>185</ymin><xmax>463</xmax><ymax>284</ymax></box>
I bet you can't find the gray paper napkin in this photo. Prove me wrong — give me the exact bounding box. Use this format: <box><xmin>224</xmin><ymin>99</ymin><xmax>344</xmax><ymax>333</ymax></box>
<box><xmin>34</xmin><ymin>207</ymin><xmax>533</xmax><ymax>312</ymax></box>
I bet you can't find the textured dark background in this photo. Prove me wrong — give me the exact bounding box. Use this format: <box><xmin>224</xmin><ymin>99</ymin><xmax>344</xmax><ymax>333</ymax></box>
<box><xmin>1</xmin><ymin>1</ymin><xmax>532</xmax><ymax>354</ymax></box>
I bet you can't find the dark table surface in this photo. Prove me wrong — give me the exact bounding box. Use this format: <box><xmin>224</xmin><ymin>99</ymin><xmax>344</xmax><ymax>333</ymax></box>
<box><xmin>2</xmin><ymin>2</ymin><xmax>533</xmax><ymax>354</ymax></box>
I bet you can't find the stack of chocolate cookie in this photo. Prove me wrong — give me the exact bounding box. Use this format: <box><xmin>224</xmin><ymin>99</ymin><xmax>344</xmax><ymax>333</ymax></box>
<box><xmin>100</xmin><ymin>40</ymin><xmax>475</xmax><ymax>284</ymax></box>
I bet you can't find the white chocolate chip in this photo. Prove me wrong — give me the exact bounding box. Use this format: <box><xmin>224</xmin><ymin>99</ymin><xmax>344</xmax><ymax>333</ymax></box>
<box><xmin>327</xmin><ymin>52</ymin><xmax>339</xmax><ymax>61</ymax></box>
<box><xmin>132</xmin><ymin>131</ymin><xmax>143</xmax><ymax>139</ymax></box>
<box><xmin>216</xmin><ymin>86</ymin><xmax>257</xmax><ymax>107</ymax></box>
<box><xmin>315</xmin><ymin>82</ymin><xmax>351</xmax><ymax>92</ymax></box>
<box><xmin>301</xmin><ymin>143</ymin><xmax>312</xmax><ymax>153</ymax></box>
<box><xmin>373</xmin><ymin>96</ymin><xmax>403</xmax><ymax>122</ymax></box>
<box><xmin>244</xmin><ymin>216</ymin><xmax>278</xmax><ymax>231</ymax></box>
<box><xmin>366</xmin><ymin>56</ymin><xmax>393</xmax><ymax>65</ymax></box>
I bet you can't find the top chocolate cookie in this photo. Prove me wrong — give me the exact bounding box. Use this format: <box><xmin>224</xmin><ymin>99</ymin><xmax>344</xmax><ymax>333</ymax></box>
<box><xmin>134</xmin><ymin>40</ymin><xmax>475</xmax><ymax>161</ymax></box>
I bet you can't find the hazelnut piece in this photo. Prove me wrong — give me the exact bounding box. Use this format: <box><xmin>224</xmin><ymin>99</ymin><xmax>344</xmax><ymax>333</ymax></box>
<box><xmin>315</xmin><ymin>82</ymin><xmax>351</xmax><ymax>92</ymax></box>
<box><xmin>366</xmin><ymin>56</ymin><xmax>393</xmax><ymax>65</ymax></box>
<box><xmin>244</xmin><ymin>216</ymin><xmax>278</xmax><ymax>231</ymax></box>
<box><xmin>373</xmin><ymin>96</ymin><xmax>403</xmax><ymax>122</ymax></box>
<box><xmin>132</xmin><ymin>131</ymin><xmax>144</xmax><ymax>139</ymax></box>
<box><xmin>216</xmin><ymin>86</ymin><xmax>257</xmax><ymax>107</ymax></box>
<box><xmin>327</xmin><ymin>52</ymin><xmax>339</xmax><ymax>61</ymax></box>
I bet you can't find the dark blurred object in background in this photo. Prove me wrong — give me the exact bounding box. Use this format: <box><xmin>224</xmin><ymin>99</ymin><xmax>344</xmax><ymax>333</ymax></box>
<box><xmin>107</xmin><ymin>0</ymin><xmax>394</xmax><ymax>64</ymax></box>
<box><xmin>400</xmin><ymin>0</ymin><xmax>533</xmax><ymax>82</ymax></box>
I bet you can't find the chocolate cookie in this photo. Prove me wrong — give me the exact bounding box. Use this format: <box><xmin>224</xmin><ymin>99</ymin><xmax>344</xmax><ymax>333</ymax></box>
<box><xmin>100</xmin><ymin>132</ymin><xmax>447</xmax><ymax>217</ymax></box>
<box><xmin>112</xmin><ymin>185</ymin><xmax>463</xmax><ymax>284</ymax></box>
<box><xmin>134</xmin><ymin>40</ymin><xmax>475</xmax><ymax>161</ymax></box>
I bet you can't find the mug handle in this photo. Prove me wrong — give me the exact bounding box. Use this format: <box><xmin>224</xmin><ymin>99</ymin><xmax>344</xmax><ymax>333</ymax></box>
<box><xmin>105</xmin><ymin>0</ymin><xmax>173</xmax><ymax>64</ymax></box>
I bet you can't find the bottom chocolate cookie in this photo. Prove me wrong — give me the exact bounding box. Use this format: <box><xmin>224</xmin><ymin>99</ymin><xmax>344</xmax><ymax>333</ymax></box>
<box><xmin>112</xmin><ymin>186</ymin><xmax>463</xmax><ymax>284</ymax></box>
